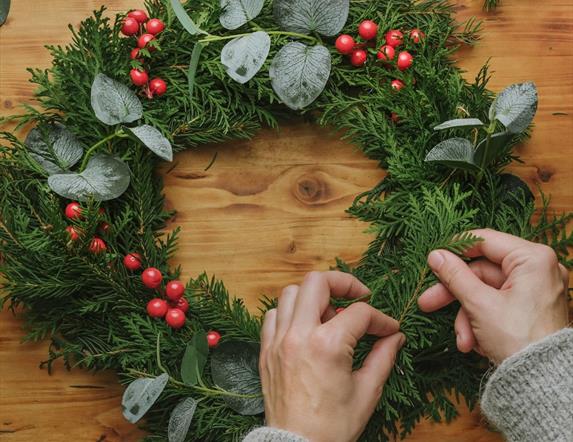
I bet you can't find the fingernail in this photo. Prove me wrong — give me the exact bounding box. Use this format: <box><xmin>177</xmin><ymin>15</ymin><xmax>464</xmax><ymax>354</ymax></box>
<box><xmin>428</xmin><ymin>251</ymin><xmax>444</xmax><ymax>271</ymax></box>
<box><xmin>399</xmin><ymin>334</ymin><xmax>406</xmax><ymax>348</ymax></box>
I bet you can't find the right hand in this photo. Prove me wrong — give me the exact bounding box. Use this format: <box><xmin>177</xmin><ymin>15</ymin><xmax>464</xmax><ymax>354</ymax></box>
<box><xmin>418</xmin><ymin>229</ymin><xmax>570</xmax><ymax>364</ymax></box>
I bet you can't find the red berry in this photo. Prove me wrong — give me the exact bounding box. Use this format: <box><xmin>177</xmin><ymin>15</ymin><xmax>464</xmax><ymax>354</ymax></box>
<box><xmin>397</xmin><ymin>51</ymin><xmax>413</xmax><ymax>71</ymax></box>
<box><xmin>206</xmin><ymin>330</ymin><xmax>221</xmax><ymax>348</ymax></box>
<box><xmin>391</xmin><ymin>79</ymin><xmax>405</xmax><ymax>91</ymax></box>
<box><xmin>146</xmin><ymin>18</ymin><xmax>165</xmax><ymax>35</ymax></box>
<box><xmin>335</xmin><ymin>307</ymin><xmax>345</xmax><ymax>314</ymax></box>
<box><xmin>121</xmin><ymin>17</ymin><xmax>139</xmax><ymax>36</ymax></box>
<box><xmin>149</xmin><ymin>78</ymin><xmax>167</xmax><ymax>97</ymax></box>
<box><xmin>137</xmin><ymin>33</ymin><xmax>155</xmax><ymax>49</ymax></box>
<box><xmin>376</xmin><ymin>45</ymin><xmax>395</xmax><ymax>61</ymax></box>
<box><xmin>123</xmin><ymin>253</ymin><xmax>142</xmax><ymax>271</ymax></box>
<box><xmin>358</xmin><ymin>20</ymin><xmax>378</xmax><ymax>40</ymax></box>
<box><xmin>175</xmin><ymin>297</ymin><xmax>189</xmax><ymax>313</ymax></box>
<box><xmin>127</xmin><ymin>9</ymin><xmax>148</xmax><ymax>24</ymax></box>
<box><xmin>130</xmin><ymin>48</ymin><xmax>141</xmax><ymax>60</ymax></box>
<box><xmin>165</xmin><ymin>308</ymin><xmax>186</xmax><ymax>329</ymax></box>
<box><xmin>147</xmin><ymin>298</ymin><xmax>168</xmax><ymax>318</ymax></box>
<box><xmin>385</xmin><ymin>30</ymin><xmax>404</xmax><ymax>48</ymax></box>
<box><xmin>335</xmin><ymin>34</ymin><xmax>355</xmax><ymax>55</ymax></box>
<box><xmin>410</xmin><ymin>29</ymin><xmax>425</xmax><ymax>44</ymax></box>
<box><xmin>130</xmin><ymin>69</ymin><xmax>148</xmax><ymax>86</ymax></box>
<box><xmin>165</xmin><ymin>280</ymin><xmax>185</xmax><ymax>301</ymax></box>
<box><xmin>350</xmin><ymin>49</ymin><xmax>368</xmax><ymax>67</ymax></box>
<box><xmin>391</xmin><ymin>112</ymin><xmax>400</xmax><ymax>123</ymax></box>
<box><xmin>65</xmin><ymin>202</ymin><xmax>82</xmax><ymax>220</ymax></box>
<box><xmin>66</xmin><ymin>226</ymin><xmax>80</xmax><ymax>241</ymax></box>
<box><xmin>89</xmin><ymin>237</ymin><xmax>106</xmax><ymax>254</ymax></box>
<box><xmin>142</xmin><ymin>267</ymin><xmax>163</xmax><ymax>289</ymax></box>
<box><xmin>98</xmin><ymin>222</ymin><xmax>111</xmax><ymax>234</ymax></box>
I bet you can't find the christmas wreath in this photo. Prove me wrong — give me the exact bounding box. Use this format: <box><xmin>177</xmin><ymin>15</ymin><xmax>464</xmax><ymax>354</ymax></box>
<box><xmin>1</xmin><ymin>0</ymin><xmax>571</xmax><ymax>441</ymax></box>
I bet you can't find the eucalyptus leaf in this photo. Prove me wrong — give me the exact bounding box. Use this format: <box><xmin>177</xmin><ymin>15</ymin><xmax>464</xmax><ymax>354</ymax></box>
<box><xmin>269</xmin><ymin>42</ymin><xmax>331</xmax><ymax>110</ymax></box>
<box><xmin>168</xmin><ymin>397</ymin><xmax>198</xmax><ymax>442</ymax></box>
<box><xmin>121</xmin><ymin>373</ymin><xmax>169</xmax><ymax>424</ymax></box>
<box><xmin>273</xmin><ymin>0</ymin><xmax>349</xmax><ymax>36</ymax></box>
<box><xmin>128</xmin><ymin>125</ymin><xmax>173</xmax><ymax>161</ymax></box>
<box><xmin>491</xmin><ymin>82</ymin><xmax>538</xmax><ymax>134</ymax></box>
<box><xmin>25</xmin><ymin>124</ymin><xmax>84</xmax><ymax>175</ymax></box>
<box><xmin>424</xmin><ymin>138</ymin><xmax>479</xmax><ymax>171</ymax></box>
<box><xmin>434</xmin><ymin>118</ymin><xmax>484</xmax><ymax>131</ymax></box>
<box><xmin>47</xmin><ymin>154</ymin><xmax>131</xmax><ymax>201</ymax></box>
<box><xmin>0</xmin><ymin>0</ymin><xmax>10</xmax><ymax>26</ymax></box>
<box><xmin>210</xmin><ymin>341</ymin><xmax>264</xmax><ymax>415</ymax></box>
<box><xmin>180</xmin><ymin>330</ymin><xmax>209</xmax><ymax>386</ymax></box>
<box><xmin>219</xmin><ymin>0</ymin><xmax>264</xmax><ymax>30</ymax></box>
<box><xmin>91</xmin><ymin>74</ymin><xmax>143</xmax><ymax>126</ymax></box>
<box><xmin>474</xmin><ymin>131</ymin><xmax>513</xmax><ymax>166</ymax></box>
<box><xmin>170</xmin><ymin>0</ymin><xmax>206</xmax><ymax>35</ymax></box>
<box><xmin>188</xmin><ymin>42</ymin><xmax>205</xmax><ymax>99</ymax></box>
<box><xmin>221</xmin><ymin>31</ymin><xmax>270</xmax><ymax>84</ymax></box>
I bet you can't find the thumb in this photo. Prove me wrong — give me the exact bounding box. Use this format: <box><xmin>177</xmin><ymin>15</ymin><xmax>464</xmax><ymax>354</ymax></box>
<box><xmin>353</xmin><ymin>332</ymin><xmax>405</xmax><ymax>401</ymax></box>
<box><xmin>427</xmin><ymin>250</ymin><xmax>495</xmax><ymax>307</ymax></box>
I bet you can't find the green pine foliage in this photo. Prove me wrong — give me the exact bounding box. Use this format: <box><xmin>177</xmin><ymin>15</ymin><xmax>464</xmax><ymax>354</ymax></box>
<box><xmin>0</xmin><ymin>0</ymin><xmax>570</xmax><ymax>441</ymax></box>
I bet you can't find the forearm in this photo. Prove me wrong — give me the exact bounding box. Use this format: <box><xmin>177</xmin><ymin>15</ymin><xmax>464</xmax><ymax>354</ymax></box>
<box><xmin>480</xmin><ymin>328</ymin><xmax>573</xmax><ymax>442</ymax></box>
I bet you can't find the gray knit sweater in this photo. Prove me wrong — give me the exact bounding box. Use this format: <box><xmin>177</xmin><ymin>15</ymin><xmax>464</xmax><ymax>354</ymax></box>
<box><xmin>243</xmin><ymin>328</ymin><xmax>573</xmax><ymax>442</ymax></box>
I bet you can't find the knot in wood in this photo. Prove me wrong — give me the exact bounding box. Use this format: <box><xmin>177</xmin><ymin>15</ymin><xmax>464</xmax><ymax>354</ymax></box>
<box><xmin>294</xmin><ymin>174</ymin><xmax>327</xmax><ymax>203</ymax></box>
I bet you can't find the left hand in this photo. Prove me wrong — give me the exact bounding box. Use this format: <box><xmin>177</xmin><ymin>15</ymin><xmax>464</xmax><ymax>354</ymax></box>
<box><xmin>259</xmin><ymin>271</ymin><xmax>405</xmax><ymax>442</ymax></box>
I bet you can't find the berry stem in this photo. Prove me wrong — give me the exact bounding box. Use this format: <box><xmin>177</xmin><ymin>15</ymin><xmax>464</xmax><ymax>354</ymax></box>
<box><xmin>79</xmin><ymin>130</ymin><xmax>127</xmax><ymax>172</ymax></box>
<box><xmin>200</xmin><ymin>30</ymin><xmax>318</xmax><ymax>44</ymax></box>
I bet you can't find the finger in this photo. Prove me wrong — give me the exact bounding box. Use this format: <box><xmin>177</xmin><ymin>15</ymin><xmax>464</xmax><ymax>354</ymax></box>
<box><xmin>276</xmin><ymin>285</ymin><xmax>298</xmax><ymax>339</ymax></box>
<box><xmin>260</xmin><ymin>309</ymin><xmax>277</xmax><ymax>357</ymax></box>
<box><xmin>292</xmin><ymin>271</ymin><xmax>370</xmax><ymax>329</ymax></box>
<box><xmin>455</xmin><ymin>308</ymin><xmax>475</xmax><ymax>353</ymax></box>
<box><xmin>321</xmin><ymin>304</ymin><xmax>337</xmax><ymax>323</ymax></box>
<box><xmin>559</xmin><ymin>264</ymin><xmax>570</xmax><ymax>296</ymax></box>
<box><xmin>427</xmin><ymin>250</ymin><xmax>496</xmax><ymax>307</ymax></box>
<box><xmin>418</xmin><ymin>283</ymin><xmax>455</xmax><ymax>312</ymax></box>
<box><xmin>463</xmin><ymin>228</ymin><xmax>532</xmax><ymax>263</ymax></box>
<box><xmin>322</xmin><ymin>302</ymin><xmax>400</xmax><ymax>343</ymax></box>
<box><xmin>469</xmin><ymin>259</ymin><xmax>506</xmax><ymax>289</ymax></box>
<box><xmin>353</xmin><ymin>333</ymin><xmax>405</xmax><ymax>400</ymax></box>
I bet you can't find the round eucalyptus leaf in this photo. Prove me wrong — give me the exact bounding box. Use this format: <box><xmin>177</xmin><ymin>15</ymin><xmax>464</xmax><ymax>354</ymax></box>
<box><xmin>121</xmin><ymin>373</ymin><xmax>169</xmax><ymax>424</ymax></box>
<box><xmin>25</xmin><ymin>123</ymin><xmax>84</xmax><ymax>175</ymax></box>
<box><xmin>0</xmin><ymin>0</ymin><xmax>10</xmax><ymax>26</ymax></box>
<box><xmin>269</xmin><ymin>42</ymin><xmax>331</xmax><ymax>110</ymax></box>
<box><xmin>91</xmin><ymin>74</ymin><xmax>143</xmax><ymax>126</ymax></box>
<box><xmin>128</xmin><ymin>125</ymin><xmax>173</xmax><ymax>162</ymax></box>
<box><xmin>168</xmin><ymin>397</ymin><xmax>198</xmax><ymax>442</ymax></box>
<box><xmin>219</xmin><ymin>0</ymin><xmax>264</xmax><ymax>30</ymax></box>
<box><xmin>425</xmin><ymin>138</ymin><xmax>479</xmax><ymax>171</ymax></box>
<box><xmin>273</xmin><ymin>0</ymin><xmax>349</xmax><ymax>36</ymax></box>
<box><xmin>221</xmin><ymin>31</ymin><xmax>270</xmax><ymax>84</ymax></box>
<box><xmin>210</xmin><ymin>341</ymin><xmax>264</xmax><ymax>415</ymax></box>
<box><xmin>47</xmin><ymin>154</ymin><xmax>131</xmax><ymax>201</ymax></box>
<box><xmin>491</xmin><ymin>82</ymin><xmax>538</xmax><ymax>134</ymax></box>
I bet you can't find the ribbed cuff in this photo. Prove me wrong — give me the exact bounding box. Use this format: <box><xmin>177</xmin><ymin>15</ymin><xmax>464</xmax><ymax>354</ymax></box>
<box><xmin>481</xmin><ymin>328</ymin><xmax>573</xmax><ymax>442</ymax></box>
<box><xmin>242</xmin><ymin>427</ymin><xmax>309</xmax><ymax>442</ymax></box>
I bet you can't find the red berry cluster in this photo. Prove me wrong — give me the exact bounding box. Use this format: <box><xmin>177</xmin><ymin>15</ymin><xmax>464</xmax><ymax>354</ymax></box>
<box><xmin>335</xmin><ymin>20</ymin><xmax>425</xmax><ymax>90</ymax></box>
<box><xmin>121</xmin><ymin>9</ymin><xmax>167</xmax><ymax>99</ymax></box>
<box><xmin>65</xmin><ymin>202</ymin><xmax>109</xmax><ymax>253</ymax></box>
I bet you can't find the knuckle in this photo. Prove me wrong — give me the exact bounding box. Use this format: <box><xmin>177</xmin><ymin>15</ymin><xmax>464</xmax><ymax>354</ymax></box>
<box><xmin>444</xmin><ymin>262</ymin><xmax>463</xmax><ymax>289</ymax></box>
<box><xmin>534</xmin><ymin>244</ymin><xmax>559</xmax><ymax>267</ymax></box>
<box><xmin>304</xmin><ymin>271</ymin><xmax>323</xmax><ymax>283</ymax></box>
<box><xmin>280</xmin><ymin>331</ymin><xmax>303</xmax><ymax>354</ymax></box>
<box><xmin>281</xmin><ymin>284</ymin><xmax>299</xmax><ymax>297</ymax></box>
<box><xmin>311</xmin><ymin>328</ymin><xmax>340</xmax><ymax>355</ymax></box>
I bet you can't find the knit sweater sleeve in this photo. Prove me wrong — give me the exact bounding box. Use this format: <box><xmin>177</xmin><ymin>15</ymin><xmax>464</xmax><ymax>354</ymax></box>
<box><xmin>242</xmin><ymin>427</ymin><xmax>308</xmax><ymax>442</ymax></box>
<box><xmin>480</xmin><ymin>328</ymin><xmax>573</xmax><ymax>442</ymax></box>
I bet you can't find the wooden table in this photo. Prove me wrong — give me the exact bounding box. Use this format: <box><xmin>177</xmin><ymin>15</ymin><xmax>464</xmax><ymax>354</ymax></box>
<box><xmin>0</xmin><ymin>1</ymin><xmax>571</xmax><ymax>440</ymax></box>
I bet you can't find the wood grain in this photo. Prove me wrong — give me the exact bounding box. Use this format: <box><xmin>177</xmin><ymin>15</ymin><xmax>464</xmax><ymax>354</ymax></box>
<box><xmin>0</xmin><ymin>0</ymin><xmax>571</xmax><ymax>440</ymax></box>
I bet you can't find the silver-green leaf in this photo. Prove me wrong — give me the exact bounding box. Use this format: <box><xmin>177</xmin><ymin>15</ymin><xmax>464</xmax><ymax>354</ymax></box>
<box><xmin>129</xmin><ymin>125</ymin><xmax>173</xmax><ymax>162</ymax></box>
<box><xmin>491</xmin><ymin>82</ymin><xmax>538</xmax><ymax>134</ymax></box>
<box><xmin>0</xmin><ymin>0</ymin><xmax>10</xmax><ymax>26</ymax></box>
<box><xmin>168</xmin><ymin>397</ymin><xmax>198</xmax><ymax>442</ymax></box>
<box><xmin>91</xmin><ymin>74</ymin><xmax>143</xmax><ymax>126</ymax></box>
<box><xmin>188</xmin><ymin>42</ymin><xmax>205</xmax><ymax>100</ymax></box>
<box><xmin>434</xmin><ymin>118</ymin><xmax>484</xmax><ymax>131</ymax></box>
<box><xmin>210</xmin><ymin>341</ymin><xmax>264</xmax><ymax>415</ymax></box>
<box><xmin>219</xmin><ymin>0</ymin><xmax>264</xmax><ymax>30</ymax></box>
<box><xmin>425</xmin><ymin>138</ymin><xmax>479</xmax><ymax>171</ymax></box>
<box><xmin>121</xmin><ymin>373</ymin><xmax>169</xmax><ymax>424</ymax></box>
<box><xmin>269</xmin><ymin>42</ymin><xmax>331</xmax><ymax>110</ymax></box>
<box><xmin>221</xmin><ymin>31</ymin><xmax>270</xmax><ymax>84</ymax></box>
<box><xmin>47</xmin><ymin>154</ymin><xmax>131</xmax><ymax>201</ymax></box>
<box><xmin>170</xmin><ymin>0</ymin><xmax>207</xmax><ymax>35</ymax></box>
<box><xmin>180</xmin><ymin>330</ymin><xmax>209</xmax><ymax>386</ymax></box>
<box><xmin>25</xmin><ymin>124</ymin><xmax>84</xmax><ymax>175</ymax></box>
<box><xmin>273</xmin><ymin>0</ymin><xmax>349</xmax><ymax>36</ymax></box>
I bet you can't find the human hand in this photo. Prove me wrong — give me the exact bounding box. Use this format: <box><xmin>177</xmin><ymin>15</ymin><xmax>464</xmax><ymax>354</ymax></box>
<box><xmin>418</xmin><ymin>229</ymin><xmax>569</xmax><ymax>364</ymax></box>
<box><xmin>259</xmin><ymin>271</ymin><xmax>405</xmax><ymax>442</ymax></box>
